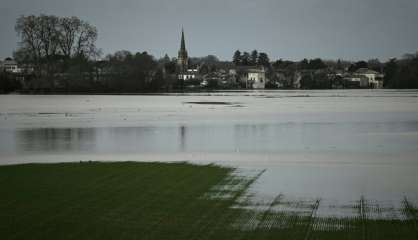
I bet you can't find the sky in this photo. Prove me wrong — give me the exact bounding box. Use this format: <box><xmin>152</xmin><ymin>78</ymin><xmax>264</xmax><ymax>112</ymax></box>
<box><xmin>1</xmin><ymin>0</ymin><xmax>418</xmax><ymax>61</ymax></box>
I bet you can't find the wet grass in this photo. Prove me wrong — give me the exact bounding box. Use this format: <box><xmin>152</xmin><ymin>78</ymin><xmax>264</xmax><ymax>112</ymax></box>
<box><xmin>0</xmin><ymin>162</ymin><xmax>417</xmax><ymax>239</ymax></box>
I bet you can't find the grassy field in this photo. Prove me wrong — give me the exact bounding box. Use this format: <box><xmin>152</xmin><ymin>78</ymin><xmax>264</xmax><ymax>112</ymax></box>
<box><xmin>0</xmin><ymin>162</ymin><xmax>417</xmax><ymax>240</ymax></box>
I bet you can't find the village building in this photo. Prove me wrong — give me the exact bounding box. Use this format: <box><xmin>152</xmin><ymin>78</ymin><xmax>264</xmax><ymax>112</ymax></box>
<box><xmin>354</xmin><ymin>68</ymin><xmax>384</xmax><ymax>88</ymax></box>
<box><xmin>326</xmin><ymin>68</ymin><xmax>385</xmax><ymax>89</ymax></box>
<box><xmin>229</xmin><ymin>66</ymin><xmax>267</xmax><ymax>89</ymax></box>
<box><xmin>179</xmin><ymin>68</ymin><xmax>199</xmax><ymax>81</ymax></box>
<box><xmin>1</xmin><ymin>58</ymin><xmax>21</xmax><ymax>73</ymax></box>
<box><xmin>342</xmin><ymin>75</ymin><xmax>365</xmax><ymax>88</ymax></box>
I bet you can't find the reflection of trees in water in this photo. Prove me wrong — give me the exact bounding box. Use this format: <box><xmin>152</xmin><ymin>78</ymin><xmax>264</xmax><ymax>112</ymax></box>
<box><xmin>233</xmin><ymin>124</ymin><xmax>271</xmax><ymax>150</ymax></box>
<box><xmin>179</xmin><ymin>126</ymin><xmax>186</xmax><ymax>152</ymax></box>
<box><xmin>17</xmin><ymin>128</ymin><xmax>96</xmax><ymax>153</ymax></box>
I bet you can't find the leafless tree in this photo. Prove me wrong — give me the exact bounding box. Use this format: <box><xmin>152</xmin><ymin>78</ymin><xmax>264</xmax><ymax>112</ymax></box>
<box><xmin>15</xmin><ymin>14</ymin><xmax>99</xmax><ymax>89</ymax></box>
<box><xmin>58</xmin><ymin>17</ymin><xmax>82</xmax><ymax>58</ymax></box>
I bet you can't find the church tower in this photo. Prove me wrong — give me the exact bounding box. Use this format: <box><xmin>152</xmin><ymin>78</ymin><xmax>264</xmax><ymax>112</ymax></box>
<box><xmin>177</xmin><ymin>28</ymin><xmax>188</xmax><ymax>72</ymax></box>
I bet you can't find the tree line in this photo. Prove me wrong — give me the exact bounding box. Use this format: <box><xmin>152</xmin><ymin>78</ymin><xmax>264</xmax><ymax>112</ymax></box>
<box><xmin>1</xmin><ymin>14</ymin><xmax>418</xmax><ymax>93</ymax></box>
<box><xmin>383</xmin><ymin>56</ymin><xmax>418</xmax><ymax>88</ymax></box>
<box><xmin>233</xmin><ymin>50</ymin><xmax>270</xmax><ymax>67</ymax></box>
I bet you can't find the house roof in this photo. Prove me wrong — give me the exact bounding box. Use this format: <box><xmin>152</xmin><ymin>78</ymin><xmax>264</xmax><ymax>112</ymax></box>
<box><xmin>231</xmin><ymin>65</ymin><xmax>266</xmax><ymax>73</ymax></box>
<box><xmin>344</xmin><ymin>74</ymin><xmax>368</xmax><ymax>80</ymax></box>
<box><xmin>3</xmin><ymin>59</ymin><xmax>17</xmax><ymax>65</ymax></box>
<box><xmin>355</xmin><ymin>68</ymin><xmax>379</xmax><ymax>74</ymax></box>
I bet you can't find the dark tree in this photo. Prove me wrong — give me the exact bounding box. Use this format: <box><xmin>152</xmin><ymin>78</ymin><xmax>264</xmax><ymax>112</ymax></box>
<box><xmin>164</xmin><ymin>61</ymin><xmax>177</xmax><ymax>74</ymax></box>
<box><xmin>348</xmin><ymin>61</ymin><xmax>368</xmax><ymax>72</ymax></box>
<box><xmin>299</xmin><ymin>59</ymin><xmax>310</xmax><ymax>69</ymax></box>
<box><xmin>383</xmin><ymin>58</ymin><xmax>399</xmax><ymax>88</ymax></box>
<box><xmin>272</xmin><ymin>59</ymin><xmax>295</xmax><ymax>69</ymax></box>
<box><xmin>241</xmin><ymin>52</ymin><xmax>250</xmax><ymax>66</ymax></box>
<box><xmin>199</xmin><ymin>64</ymin><xmax>210</xmax><ymax>75</ymax></box>
<box><xmin>148</xmin><ymin>68</ymin><xmax>165</xmax><ymax>91</ymax></box>
<box><xmin>232</xmin><ymin>50</ymin><xmax>241</xmax><ymax>65</ymax></box>
<box><xmin>396</xmin><ymin>56</ymin><xmax>418</xmax><ymax>88</ymax></box>
<box><xmin>104</xmin><ymin>50</ymin><xmax>158</xmax><ymax>92</ymax></box>
<box><xmin>309</xmin><ymin>58</ymin><xmax>327</xmax><ymax>69</ymax></box>
<box><xmin>258</xmin><ymin>52</ymin><xmax>270</xmax><ymax>67</ymax></box>
<box><xmin>250</xmin><ymin>50</ymin><xmax>258</xmax><ymax>66</ymax></box>
<box><xmin>0</xmin><ymin>71</ymin><xmax>22</xmax><ymax>93</ymax></box>
<box><xmin>204</xmin><ymin>55</ymin><xmax>219</xmax><ymax>64</ymax></box>
<box><xmin>368</xmin><ymin>59</ymin><xmax>383</xmax><ymax>73</ymax></box>
<box><xmin>336</xmin><ymin>59</ymin><xmax>343</xmax><ymax>70</ymax></box>
<box><xmin>383</xmin><ymin>55</ymin><xmax>418</xmax><ymax>89</ymax></box>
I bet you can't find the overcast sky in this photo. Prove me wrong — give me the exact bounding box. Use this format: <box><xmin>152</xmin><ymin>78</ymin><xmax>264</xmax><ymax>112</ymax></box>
<box><xmin>1</xmin><ymin>0</ymin><xmax>418</xmax><ymax>61</ymax></box>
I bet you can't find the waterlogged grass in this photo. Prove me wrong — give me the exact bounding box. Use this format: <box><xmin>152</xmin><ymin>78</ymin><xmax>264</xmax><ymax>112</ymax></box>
<box><xmin>0</xmin><ymin>162</ymin><xmax>417</xmax><ymax>239</ymax></box>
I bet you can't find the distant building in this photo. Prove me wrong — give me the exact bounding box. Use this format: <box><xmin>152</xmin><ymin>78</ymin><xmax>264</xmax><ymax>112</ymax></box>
<box><xmin>229</xmin><ymin>66</ymin><xmax>267</xmax><ymax>89</ymax></box>
<box><xmin>1</xmin><ymin>58</ymin><xmax>21</xmax><ymax>73</ymax></box>
<box><xmin>343</xmin><ymin>75</ymin><xmax>365</xmax><ymax>88</ymax></box>
<box><xmin>354</xmin><ymin>68</ymin><xmax>384</xmax><ymax>88</ymax></box>
<box><xmin>179</xmin><ymin>68</ymin><xmax>198</xmax><ymax>81</ymax></box>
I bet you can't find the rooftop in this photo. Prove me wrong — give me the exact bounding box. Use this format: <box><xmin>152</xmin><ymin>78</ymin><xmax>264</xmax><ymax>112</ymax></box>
<box><xmin>355</xmin><ymin>68</ymin><xmax>380</xmax><ymax>74</ymax></box>
<box><xmin>231</xmin><ymin>65</ymin><xmax>266</xmax><ymax>73</ymax></box>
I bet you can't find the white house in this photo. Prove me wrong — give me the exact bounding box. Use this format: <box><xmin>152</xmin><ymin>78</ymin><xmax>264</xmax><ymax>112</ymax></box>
<box><xmin>178</xmin><ymin>68</ymin><xmax>199</xmax><ymax>81</ymax></box>
<box><xmin>1</xmin><ymin>58</ymin><xmax>21</xmax><ymax>73</ymax></box>
<box><xmin>230</xmin><ymin>66</ymin><xmax>267</xmax><ymax>89</ymax></box>
<box><xmin>355</xmin><ymin>68</ymin><xmax>384</xmax><ymax>88</ymax></box>
<box><xmin>248</xmin><ymin>70</ymin><xmax>266</xmax><ymax>89</ymax></box>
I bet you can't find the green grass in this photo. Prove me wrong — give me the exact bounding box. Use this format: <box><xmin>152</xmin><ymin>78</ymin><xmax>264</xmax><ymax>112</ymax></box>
<box><xmin>0</xmin><ymin>162</ymin><xmax>417</xmax><ymax>240</ymax></box>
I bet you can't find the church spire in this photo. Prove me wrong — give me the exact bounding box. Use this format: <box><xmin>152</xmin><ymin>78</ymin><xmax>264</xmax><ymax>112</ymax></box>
<box><xmin>180</xmin><ymin>28</ymin><xmax>186</xmax><ymax>51</ymax></box>
<box><xmin>177</xmin><ymin>27</ymin><xmax>188</xmax><ymax>72</ymax></box>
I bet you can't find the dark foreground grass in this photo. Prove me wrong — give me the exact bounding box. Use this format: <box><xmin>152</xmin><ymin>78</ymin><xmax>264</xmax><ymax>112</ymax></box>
<box><xmin>0</xmin><ymin>162</ymin><xmax>416</xmax><ymax>240</ymax></box>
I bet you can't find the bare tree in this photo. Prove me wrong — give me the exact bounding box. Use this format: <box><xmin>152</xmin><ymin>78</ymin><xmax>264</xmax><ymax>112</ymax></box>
<box><xmin>38</xmin><ymin>15</ymin><xmax>60</xmax><ymax>59</ymax></box>
<box><xmin>75</xmin><ymin>22</ymin><xmax>98</xmax><ymax>58</ymax></box>
<box><xmin>58</xmin><ymin>17</ymin><xmax>82</xmax><ymax>58</ymax></box>
<box><xmin>15</xmin><ymin>14</ymin><xmax>99</xmax><ymax>90</ymax></box>
<box><xmin>15</xmin><ymin>15</ymin><xmax>43</xmax><ymax>73</ymax></box>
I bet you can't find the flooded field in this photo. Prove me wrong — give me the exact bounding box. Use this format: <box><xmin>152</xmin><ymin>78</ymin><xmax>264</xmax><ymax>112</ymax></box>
<box><xmin>2</xmin><ymin>162</ymin><xmax>417</xmax><ymax>240</ymax></box>
<box><xmin>1</xmin><ymin>90</ymin><xmax>418</xmax><ymax>218</ymax></box>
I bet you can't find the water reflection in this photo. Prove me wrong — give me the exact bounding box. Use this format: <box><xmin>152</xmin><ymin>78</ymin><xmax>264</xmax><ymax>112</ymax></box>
<box><xmin>8</xmin><ymin>121</ymin><xmax>418</xmax><ymax>155</ymax></box>
<box><xmin>179</xmin><ymin>125</ymin><xmax>186</xmax><ymax>152</ymax></box>
<box><xmin>17</xmin><ymin>128</ymin><xmax>96</xmax><ymax>153</ymax></box>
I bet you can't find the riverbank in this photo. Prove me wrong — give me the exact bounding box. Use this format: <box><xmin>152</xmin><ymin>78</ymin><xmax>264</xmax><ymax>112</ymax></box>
<box><xmin>0</xmin><ymin>162</ymin><xmax>416</xmax><ymax>239</ymax></box>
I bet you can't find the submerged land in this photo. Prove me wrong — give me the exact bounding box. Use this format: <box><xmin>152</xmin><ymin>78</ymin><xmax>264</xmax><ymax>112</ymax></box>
<box><xmin>1</xmin><ymin>90</ymin><xmax>417</xmax><ymax>239</ymax></box>
<box><xmin>0</xmin><ymin>162</ymin><xmax>417</xmax><ymax>240</ymax></box>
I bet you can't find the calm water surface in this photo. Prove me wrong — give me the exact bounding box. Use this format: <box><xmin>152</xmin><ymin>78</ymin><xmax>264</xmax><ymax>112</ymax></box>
<box><xmin>1</xmin><ymin>90</ymin><xmax>418</xmax><ymax>215</ymax></box>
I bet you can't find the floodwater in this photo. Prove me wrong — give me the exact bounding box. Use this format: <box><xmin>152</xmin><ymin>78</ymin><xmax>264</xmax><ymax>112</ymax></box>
<box><xmin>1</xmin><ymin>90</ymin><xmax>418</xmax><ymax>217</ymax></box>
